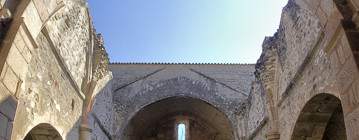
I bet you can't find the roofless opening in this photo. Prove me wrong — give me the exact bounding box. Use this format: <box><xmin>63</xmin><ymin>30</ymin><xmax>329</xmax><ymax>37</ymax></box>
<box><xmin>122</xmin><ymin>97</ymin><xmax>234</xmax><ymax>140</ymax></box>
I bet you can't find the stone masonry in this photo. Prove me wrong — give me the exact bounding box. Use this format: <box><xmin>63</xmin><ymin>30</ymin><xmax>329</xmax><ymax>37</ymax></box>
<box><xmin>0</xmin><ymin>0</ymin><xmax>111</xmax><ymax>139</ymax></box>
<box><xmin>1</xmin><ymin>0</ymin><xmax>359</xmax><ymax>140</ymax></box>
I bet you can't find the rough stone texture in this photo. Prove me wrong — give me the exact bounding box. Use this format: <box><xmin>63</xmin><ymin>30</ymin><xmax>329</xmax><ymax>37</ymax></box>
<box><xmin>108</xmin><ymin>64</ymin><xmax>255</xmax><ymax>140</ymax></box>
<box><xmin>2</xmin><ymin>0</ymin><xmax>359</xmax><ymax>140</ymax></box>
<box><xmin>46</xmin><ymin>0</ymin><xmax>359</xmax><ymax>139</ymax></box>
<box><xmin>0</xmin><ymin>0</ymin><xmax>111</xmax><ymax>139</ymax></box>
<box><xmin>246</xmin><ymin>81</ymin><xmax>267</xmax><ymax>138</ymax></box>
<box><xmin>276</xmin><ymin>0</ymin><xmax>323</xmax><ymax>100</ymax></box>
<box><xmin>89</xmin><ymin>82</ymin><xmax>113</xmax><ymax>140</ymax></box>
<box><xmin>252</xmin><ymin>0</ymin><xmax>359</xmax><ymax>139</ymax></box>
<box><xmin>250</xmin><ymin>124</ymin><xmax>268</xmax><ymax>140</ymax></box>
<box><xmin>11</xmin><ymin>30</ymin><xmax>83</xmax><ymax>139</ymax></box>
<box><xmin>45</xmin><ymin>0</ymin><xmax>90</xmax><ymax>88</ymax></box>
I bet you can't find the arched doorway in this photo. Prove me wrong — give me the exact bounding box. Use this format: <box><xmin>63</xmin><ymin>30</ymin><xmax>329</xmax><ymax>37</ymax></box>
<box><xmin>24</xmin><ymin>124</ymin><xmax>62</xmax><ymax>140</ymax></box>
<box><xmin>123</xmin><ymin>97</ymin><xmax>235</xmax><ymax>140</ymax></box>
<box><xmin>291</xmin><ymin>93</ymin><xmax>347</xmax><ymax>140</ymax></box>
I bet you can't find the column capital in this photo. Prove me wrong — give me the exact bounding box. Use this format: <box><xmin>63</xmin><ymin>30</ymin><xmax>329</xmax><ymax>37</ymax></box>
<box><xmin>79</xmin><ymin>124</ymin><xmax>92</xmax><ymax>140</ymax></box>
<box><xmin>266</xmin><ymin>132</ymin><xmax>280</xmax><ymax>140</ymax></box>
<box><xmin>80</xmin><ymin>124</ymin><xmax>92</xmax><ymax>132</ymax></box>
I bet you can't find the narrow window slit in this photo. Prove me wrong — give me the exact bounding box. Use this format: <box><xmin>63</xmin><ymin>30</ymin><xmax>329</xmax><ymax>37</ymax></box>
<box><xmin>177</xmin><ymin>123</ymin><xmax>186</xmax><ymax>140</ymax></box>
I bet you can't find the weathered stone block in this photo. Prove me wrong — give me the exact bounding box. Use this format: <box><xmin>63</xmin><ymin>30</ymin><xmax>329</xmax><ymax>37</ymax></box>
<box><xmin>32</xmin><ymin>0</ymin><xmax>51</xmax><ymax>21</ymax></box>
<box><xmin>304</xmin><ymin>0</ymin><xmax>321</xmax><ymax>11</ymax></box>
<box><xmin>316</xmin><ymin>7</ymin><xmax>328</xmax><ymax>27</ymax></box>
<box><xmin>14</xmin><ymin>33</ymin><xmax>32</xmax><ymax>63</ymax></box>
<box><xmin>320</xmin><ymin>0</ymin><xmax>334</xmax><ymax>16</ymax></box>
<box><xmin>350</xmin><ymin>0</ymin><xmax>359</xmax><ymax>10</ymax></box>
<box><xmin>336</xmin><ymin>35</ymin><xmax>353</xmax><ymax>65</ymax></box>
<box><xmin>342</xmin><ymin>79</ymin><xmax>359</xmax><ymax>114</ymax></box>
<box><xmin>337</xmin><ymin>57</ymin><xmax>359</xmax><ymax>93</ymax></box>
<box><xmin>345</xmin><ymin>107</ymin><xmax>359</xmax><ymax>140</ymax></box>
<box><xmin>45</xmin><ymin>3</ymin><xmax>91</xmax><ymax>89</ymax></box>
<box><xmin>0</xmin><ymin>83</ymin><xmax>10</xmax><ymax>101</ymax></box>
<box><xmin>18</xmin><ymin>26</ymin><xmax>36</xmax><ymax>51</ymax></box>
<box><xmin>337</xmin><ymin>43</ymin><xmax>348</xmax><ymax>65</ymax></box>
<box><xmin>322</xmin><ymin>10</ymin><xmax>342</xmax><ymax>48</ymax></box>
<box><xmin>0</xmin><ymin>63</ymin><xmax>8</xmax><ymax>81</ymax></box>
<box><xmin>340</xmin><ymin>34</ymin><xmax>354</xmax><ymax>59</ymax></box>
<box><xmin>6</xmin><ymin>45</ymin><xmax>28</xmax><ymax>79</ymax></box>
<box><xmin>22</xmin><ymin>1</ymin><xmax>43</xmax><ymax>38</ymax></box>
<box><xmin>13</xmin><ymin>34</ymin><xmax>25</xmax><ymax>52</ymax></box>
<box><xmin>329</xmin><ymin>49</ymin><xmax>340</xmax><ymax>75</ymax></box>
<box><xmin>2</xmin><ymin>67</ymin><xmax>18</xmax><ymax>94</ymax></box>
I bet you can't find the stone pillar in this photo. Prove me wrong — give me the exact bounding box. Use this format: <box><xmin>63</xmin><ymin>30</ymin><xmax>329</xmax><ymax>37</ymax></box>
<box><xmin>79</xmin><ymin>80</ymin><xmax>96</xmax><ymax>140</ymax></box>
<box><xmin>79</xmin><ymin>123</ymin><xmax>92</xmax><ymax>140</ymax></box>
<box><xmin>79</xmin><ymin>100</ymin><xmax>92</xmax><ymax>140</ymax></box>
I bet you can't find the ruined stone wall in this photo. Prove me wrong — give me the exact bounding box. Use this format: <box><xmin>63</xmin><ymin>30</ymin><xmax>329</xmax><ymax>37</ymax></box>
<box><xmin>2</xmin><ymin>0</ymin><xmax>359</xmax><ymax>140</ymax></box>
<box><xmin>44</xmin><ymin>0</ymin><xmax>91</xmax><ymax>88</ymax></box>
<box><xmin>251</xmin><ymin>0</ymin><xmax>359</xmax><ymax>139</ymax></box>
<box><xmin>107</xmin><ymin>64</ymin><xmax>255</xmax><ymax>140</ymax></box>
<box><xmin>0</xmin><ymin>0</ymin><xmax>111</xmax><ymax>139</ymax></box>
<box><xmin>275</xmin><ymin>0</ymin><xmax>322</xmax><ymax>100</ymax></box>
<box><xmin>245</xmin><ymin>81</ymin><xmax>267</xmax><ymax>140</ymax></box>
<box><xmin>89</xmin><ymin>81</ymin><xmax>114</xmax><ymax>140</ymax></box>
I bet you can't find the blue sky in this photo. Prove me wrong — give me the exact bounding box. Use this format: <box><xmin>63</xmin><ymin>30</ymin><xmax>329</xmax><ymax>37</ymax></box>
<box><xmin>178</xmin><ymin>123</ymin><xmax>185</xmax><ymax>140</ymax></box>
<box><xmin>88</xmin><ymin>0</ymin><xmax>288</xmax><ymax>63</ymax></box>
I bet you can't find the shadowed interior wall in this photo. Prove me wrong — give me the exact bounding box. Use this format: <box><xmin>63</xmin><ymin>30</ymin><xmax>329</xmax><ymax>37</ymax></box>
<box><xmin>123</xmin><ymin>97</ymin><xmax>234</xmax><ymax>140</ymax></box>
<box><xmin>291</xmin><ymin>94</ymin><xmax>347</xmax><ymax>140</ymax></box>
<box><xmin>24</xmin><ymin>124</ymin><xmax>62</xmax><ymax>140</ymax></box>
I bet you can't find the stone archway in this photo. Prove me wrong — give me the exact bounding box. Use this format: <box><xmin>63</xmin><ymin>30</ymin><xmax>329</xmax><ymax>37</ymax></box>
<box><xmin>24</xmin><ymin>124</ymin><xmax>62</xmax><ymax>140</ymax></box>
<box><xmin>291</xmin><ymin>93</ymin><xmax>347</xmax><ymax>140</ymax></box>
<box><xmin>123</xmin><ymin>96</ymin><xmax>235</xmax><ymax>140</ymax></box>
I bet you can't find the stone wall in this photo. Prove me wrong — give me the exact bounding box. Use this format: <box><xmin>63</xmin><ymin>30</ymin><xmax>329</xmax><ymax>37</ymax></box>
<box><xmin>246</xmin><ymin>81</ymin><xmax>267</xmax><ymax>140</ymax></box>
<box><xmin>107</xmin><ymin>64</ymin><xmax>255</xmax><ymax>139</ymax></box>
<box><xmin>251</xmin><ymin>0</ymin><xmax>359</xmax><ymax>139</ymax></box>
<box><xmin>44</xmin><ymin>0</ymin><xmax>90</xmax><ymax>88</ymax></box>
<box><xmin>0</xmin><ymin>0</ymin><xmax>110</xmax><ymax>139</ymax></box>
<box><xmin>276</xmin><ymin>0</ymin><xmax>322</xmax><ymax>100</ymax></box>
<box><xmin>89</xmin><ymin>81</ymin><xmax>113</xmax><ymax>140</ymax></box>
<box><xmin>1</xmin><ymin>0</ymin><xmax>359</xmax><ymax>140</ymax></box>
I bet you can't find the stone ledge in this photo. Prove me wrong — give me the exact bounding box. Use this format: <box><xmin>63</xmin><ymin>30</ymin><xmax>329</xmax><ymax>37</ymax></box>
<box><xmin>110</xmin><ymin>62</ymin><xmax>255</xmax><ymax>65</ymax></box>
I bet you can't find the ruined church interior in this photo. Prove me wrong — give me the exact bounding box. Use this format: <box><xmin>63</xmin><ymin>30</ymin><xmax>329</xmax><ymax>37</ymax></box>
<box><xmin>0</xmin><ymin>0</ymin><xmax>359</xmax><ymax>140</ymax></box>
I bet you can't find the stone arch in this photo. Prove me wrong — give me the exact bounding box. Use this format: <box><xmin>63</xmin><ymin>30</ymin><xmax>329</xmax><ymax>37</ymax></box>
<box><xmin>291</xmin><ymin>93</ymin><xmax>347</xmax><ymax>140</ymax></box>
<box><xmin>113</xmin><ymin>76</ymin><xmax>247</xmax><ymax>139</ymax></box>
<box><xmin>24</xmin><ymin>123</ymin><xmax>62</xmax><ymax>140</ymax></box>
<box><xmin>122</xmin><ymin>96</ymin><xmax>235</xmax><ymax>140</ymax></box>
